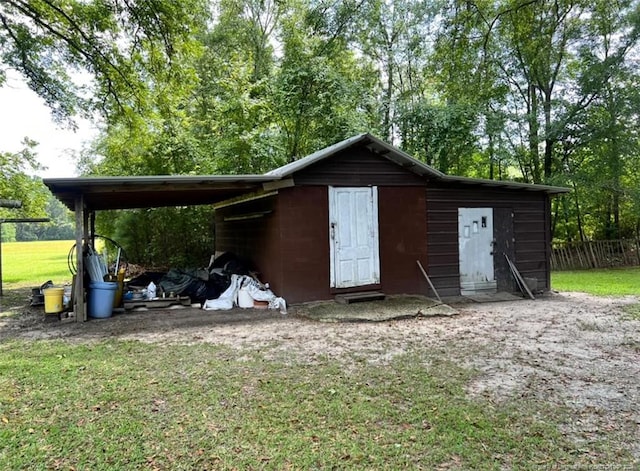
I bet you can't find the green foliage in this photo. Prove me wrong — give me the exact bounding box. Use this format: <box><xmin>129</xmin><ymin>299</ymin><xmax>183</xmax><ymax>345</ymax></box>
<box><xmin>398</xmin><ymin>100</ymin><xmax>479</xmax><ymax>174</ymax></box>
<box><xmin>0</xmin><ymin>140</ymin><xmax>48</xmax><ymax>242</ymax></box>
<box><xmin>15</xmin><ymin>193</ymin><xmax>75</xmax><ymax>242</ymax></box>
<box><xmin>4</xmin><ymin>0</ymin><xmax>640</xmax><ymax>253</ymax></box>
<box><xmin>96</xmin><ymin>206</ymin><xmax>214</xmax><ymax>269</ymax></box>
<box><xmin>430</xmin><ymin>0</ymin><xmax>640</xmax><ymax>241</ymax></box>
<box><xmin>0</xmin><ymin>0</ymin><xmax>210</xmax><ymax>124</ymax></box>
<box><xmin>274</xmin><ymin>2</ymin><xmax>376</xmax><ymax>161</ymax></box>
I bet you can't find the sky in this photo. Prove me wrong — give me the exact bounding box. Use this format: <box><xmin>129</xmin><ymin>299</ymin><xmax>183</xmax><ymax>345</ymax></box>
<box><xmin>0</xmin><ymin>69</ymin><xmax>98</xmax><ymax>179</ymax></box>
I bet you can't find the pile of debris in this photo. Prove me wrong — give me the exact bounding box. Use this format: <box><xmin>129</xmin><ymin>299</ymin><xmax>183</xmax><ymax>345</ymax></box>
<box><xmin>126</xmin><ymin>253</ymin><xmax>286</xmax><ymax>314</ymax></box>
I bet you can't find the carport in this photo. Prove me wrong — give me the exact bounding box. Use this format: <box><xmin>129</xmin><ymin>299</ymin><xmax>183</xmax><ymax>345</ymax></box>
<box><xmin>43</xmin><ymin>175</ymin><xmax>289</xmax><ymax>321</ymax></box>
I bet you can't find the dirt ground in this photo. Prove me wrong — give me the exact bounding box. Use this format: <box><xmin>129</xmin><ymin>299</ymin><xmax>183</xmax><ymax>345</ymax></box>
<box><xmin>2</xmin><ymin>291</ymin><xmax>640</xmax><ymax>459</ymax></box>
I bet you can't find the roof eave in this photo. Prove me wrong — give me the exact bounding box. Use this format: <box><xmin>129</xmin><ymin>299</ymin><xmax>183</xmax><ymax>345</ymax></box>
<box><xmin>440</xmin><ymin>175</ymin><xmax>570</xmax><ymax>194</ymax></box>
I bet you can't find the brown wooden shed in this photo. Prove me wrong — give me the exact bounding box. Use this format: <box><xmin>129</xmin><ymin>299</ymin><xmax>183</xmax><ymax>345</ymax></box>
<box><xmin>213</xmin><ymin>134</ymin><xmax>568</xmax><ymax>303</ymax></box>
<box><xmin>45</xmin><ymin>133</ymin><xmax>568</xmax><ymax>320</ymax></box>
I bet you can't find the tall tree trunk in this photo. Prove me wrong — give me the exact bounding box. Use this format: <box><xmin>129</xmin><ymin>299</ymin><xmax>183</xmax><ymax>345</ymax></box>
<box><xmin>383</xmin><ymin>45</ymin><xmax>394</xmax><ymax>141</ymax></box>
<box><xmin>528</xmin><ymin>83</ymin><xmax>541</xmax><ymax>183</ymax></box>
<box><xmin>543</xmin><ymin>88</ymin><xmax>554</xmax><ymax>180</ymax></box>
<box><xmin>488</xmin><ymin>132</ymin><xmax>495</xmax><ymax>180</ymax></box>
<box><xmin>570</xmin><ymin>180</ymin><xmax>585</xmax><ymax>242</ymax></box>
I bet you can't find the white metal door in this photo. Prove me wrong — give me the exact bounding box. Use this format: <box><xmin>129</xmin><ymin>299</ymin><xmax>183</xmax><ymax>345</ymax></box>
<box><xmin>458</xmin><ymin>207</ymin><xmax>497</xmax><ymax>294</ymax></box>
<box><xmin>329</xmin><ymin>187</ymin><xmax>380</xmax><ymax>288</ymax></box>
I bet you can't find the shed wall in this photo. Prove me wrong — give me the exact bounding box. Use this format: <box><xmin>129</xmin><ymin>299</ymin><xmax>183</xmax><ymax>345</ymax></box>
<box><xmin>215</xmin><ymin>184</ymin><xmax>432</xmax><ymax>304</ymax></box>
<box><xmin>278</xmin><ymin>186</ymin><xmax>331</xmax><ymax>303</ymax></box>
<box><xmin>378</xmin><ymin>186</ymin><xmax>429</xmax><ymax>296</ymax></box>
<box><xmin>426</xmin><ymin>186</ymin><xmax>551</xmax><ymax>296</ymax></box>
<box><xmin>215</xmin><ymin>148</ymin><xmax>554</xmax><ymax>303</ymax></box>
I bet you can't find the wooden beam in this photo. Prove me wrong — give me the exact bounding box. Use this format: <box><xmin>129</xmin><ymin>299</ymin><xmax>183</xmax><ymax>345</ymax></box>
<box><xmin>0</xmin><ymin>199</ymin><xmax>22</xmax><ymax>208</ymax></box>
<box><xmin>0</xmin><ymin>218</ymin><xmax>49</xmax><ymax>224</ymax></box>
<box><xmin>262</xmin><ymin>178</ymin><xmax>294</xmax><ymax>192</ymax></box>
<box><xmin>223</xmin><ymin>210</ymin><xmax>273</xmax><ymax>222</ymax></box>
<box><xmin>213</xmin><ymin>191</ymin><xmax>278</xmax><ymax>210</ymax></box>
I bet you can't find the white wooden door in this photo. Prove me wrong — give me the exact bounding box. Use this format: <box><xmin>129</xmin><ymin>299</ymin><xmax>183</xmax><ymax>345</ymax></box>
<box><xmin>458</xmin><ymin>207</ymin><xmax>497</xmax><ymax>294</ymax></box>
<box><xmin>329</xmin><ymin>187</ymin><xmax>380</xmax><ymax>288</ymax></box>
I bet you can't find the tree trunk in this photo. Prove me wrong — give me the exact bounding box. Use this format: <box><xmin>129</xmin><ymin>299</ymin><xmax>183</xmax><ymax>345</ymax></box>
<box><xmin>383</xmin><ymin>45</ymin><xmax>394</xmax><ymax>141</ymax></box>
<box><xmin>528</xmin><ymin>83</ymin><xmax>541</xmax><ymax>183</ymax></box>
<box><xmin>488</xmin><ymin>132</ymin><xmax>494</xmax><ymax>180</ymax></box>
<box><xmin>543</xmin><ymin>88</ymin><xmax>554</xmax><ymax>180</ymax></box>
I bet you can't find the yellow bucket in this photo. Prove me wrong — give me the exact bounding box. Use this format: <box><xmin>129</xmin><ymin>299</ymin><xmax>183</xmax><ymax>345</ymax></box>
<box><xmin>43</xmin><ymin>287</ymin><xmax>64</xmax><ymax>314</ymax></box>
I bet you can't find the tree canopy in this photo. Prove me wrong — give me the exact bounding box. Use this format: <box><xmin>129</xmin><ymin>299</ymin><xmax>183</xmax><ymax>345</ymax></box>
<box><xmin>2</xmin><ymin>0</ymin><xmax>640</xmax><ymax>260</ymax></box>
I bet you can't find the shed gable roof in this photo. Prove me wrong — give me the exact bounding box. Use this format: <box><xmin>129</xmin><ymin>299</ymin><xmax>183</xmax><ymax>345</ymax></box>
<box><xmin>265</xmin><ymin>133</ymin><xmax>446</xmax><ymax>180</ymax></box>
<box><xmin>266</xmin><ymin>133</ymin><xmax>569</xmax><ymax>194</ymax></box>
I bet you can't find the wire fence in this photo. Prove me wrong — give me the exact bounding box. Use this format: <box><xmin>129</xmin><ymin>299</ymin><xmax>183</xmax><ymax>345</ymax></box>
<box><xmin>551</xmin><ymin>238</ymin><xmax>640</xmax><ymax>271</ymax></box>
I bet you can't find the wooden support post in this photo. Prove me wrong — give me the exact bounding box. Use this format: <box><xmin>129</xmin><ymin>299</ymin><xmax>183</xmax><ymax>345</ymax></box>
<box><xmin>74</xmin><ymin>196</ymin><xmax>86</xmax><ymax>322</ymax></box>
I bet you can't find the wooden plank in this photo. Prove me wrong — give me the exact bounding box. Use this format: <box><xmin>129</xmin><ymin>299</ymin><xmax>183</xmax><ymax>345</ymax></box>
<box><xmin>335</xmin><ymin>292</ymin><xmax>386</xmax><ymax>304</ymax></box>
<box><xmin>124</xmin><ymin>297</ymin><xmax>192</xmax><ymax>310</ymax></box>
<box><xmin>620</xmin><ymin>239</ymin><xmax>628</xmax><ymax>265</ymax></box>
<box><xmin>588</xmin><ymin>240</ymin><xmax>598</xmax><ymax>268</ymax></box>
<box><xmin>504</xmin><ymin>254</ymin><xmax>535</xmax><ymax>300</ymax></box>
<box><xmin>416</xmin><ymin>260</ymin><xmax>442</xmax><ymax>302</ymax></box>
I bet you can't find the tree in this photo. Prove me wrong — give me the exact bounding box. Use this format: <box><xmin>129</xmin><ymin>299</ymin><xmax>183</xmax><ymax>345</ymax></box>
<box><xmin>0</xmin><ymin>0</ymin><xmax>209</xmax><ymax>125</ymax></box>
<box><xmin>0</xmin><ymin>139</ymin><xmax>47</xmax><ymax>216</ymax></box>
<box><xmin>191</xmin><ymin>0</ymin><xmax>283</xmax><ymax>174</ymax></box>
<box><xmin>356</xmin><ymin>0</ymin><xmax>435</xmax><ymax>142</ymax></box>
<box><xmin>429</xmin><ymin>0</ymin><xmax>640</xmax><ymax>241</ymax></box>
<box><xmin>273</xmin><ymin>0</ymin><xmax>377</xmax><ymax>161</ymax></box>
<box><xmin>0</xmin><ymin>139</ymin><xmax>49</xmax><ymax>241</ymax></box>
<box><xmin>555</xmin><ymin>0</ymin><xmax>640</xmax><ymax>240</ymax></box>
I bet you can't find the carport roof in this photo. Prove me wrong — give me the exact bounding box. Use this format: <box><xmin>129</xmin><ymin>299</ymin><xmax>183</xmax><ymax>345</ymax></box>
<box><xmin>43</xmin><ymin>174</ymin><xmax>277</xmax><ymax>211</ymax></box>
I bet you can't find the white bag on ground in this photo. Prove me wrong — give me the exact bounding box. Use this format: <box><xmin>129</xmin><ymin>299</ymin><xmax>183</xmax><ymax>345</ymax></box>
<box><xmin>242</xmin><ymin>277</ymin><xmax>287</xmax><ymax>314</ymax></box>
<box><xmin>202</xmin><ymin>275</ymin><xmax>242</xmax><ymax>311</ymax></box>
<box><xmin>202</xmin><ymin>274</ymin><xmax>287</xmax><ymax>314</ymax></box>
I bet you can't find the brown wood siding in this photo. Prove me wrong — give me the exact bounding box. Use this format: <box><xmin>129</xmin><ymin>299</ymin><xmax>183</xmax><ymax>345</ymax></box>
<box><xmin>494</xmin><ymin>207</ymin><xmax>515</xmax><ymax>292</ymax></box>
<box><xmin>426</xmin><ymin>186</ymin><xmax>552</xmax><ymax>296</ymax></box>
<box><xmin>214</xmin><ymin>195</ymin><xmax>283</xmax><ymax>292</ymax></box>
<box><xmin>293</xmin><ymin>148</ymin><xmax>426</xmax><ymax>186</ymax></box>
<box><xmin>278</xmin><ymin>186</ymin><xmax>331</xmax><ymax>303</ymax></box>
<box><xmin>378</xmin><ymin>187</ymin><xmax>429</xmax><ymax>296</ymax></box>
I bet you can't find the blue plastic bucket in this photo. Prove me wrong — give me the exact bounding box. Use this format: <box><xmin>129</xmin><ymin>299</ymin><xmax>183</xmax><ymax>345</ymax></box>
<box><xmin>88</xmin><ymin>281</ymin><xmax>118</xmax><ymax>319</ymax></box>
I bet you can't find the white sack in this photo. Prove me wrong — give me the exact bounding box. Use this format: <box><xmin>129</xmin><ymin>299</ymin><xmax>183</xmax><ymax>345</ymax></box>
<box><xmin>202</xmin><ymin>274</ymin><xmax>242</xmax><ymax>311</ymax></box>
<box><xmin>202</xmin><ymin>275</ymin><xmax>287</xmax><ymax>314</ymax></box>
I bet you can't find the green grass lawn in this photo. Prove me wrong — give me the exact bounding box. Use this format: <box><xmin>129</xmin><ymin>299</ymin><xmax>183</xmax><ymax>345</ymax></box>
<box><xmin>552</xmin><ymin>267</ymin><xmax>640</xmax><ymax>296</ymax></box>
<box><xmin>1</xmin><ymin>240</ymin><xmax>74</xmax><ymax>288</ymax></box>
<box><xmin>0</xmin><ymin>340</ymin><xmax>621</xmax><ymax>470</ymax></box>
